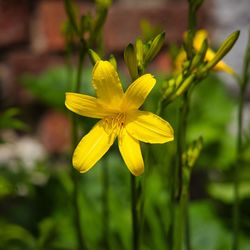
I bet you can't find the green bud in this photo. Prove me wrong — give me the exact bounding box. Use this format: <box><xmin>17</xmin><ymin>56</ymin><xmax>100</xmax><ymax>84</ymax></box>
<box><xmin>124</xmin><ymin>43</ymin><xmax>138</xmax><ymax>80</ymax></box>
<box><xmin>182</xmin><ymin>60</ymin><xmax>191</xmax><ymax>71</ymax></box>
<box><xmin>204</xmin><ymin>30</ymin><xmax>240</xmax><ymax>72</ymax></box>
<box><xmin>161</xmin><ymin>78</ymin><xmax>177</xmax><ymax>104</ymax></box>
<box><xmin>109</xmin><ymin>54</ymin><xmax>117</xmax><ymax>70</ymax></box>
<box><xmin>191</xmin><ymin>38</ymin><xmax>208</xmax><ymax>70</ymax></box>
<box><xmin>183</xmin><ymin>136</ymin><xmax>203</xmax><ymax>168</ymax></box>
<box><xmin>88</xmin><ymin>49</ymin><xmax>101</xmax><ymax>65</ymax></box>
<box><xmin>135</xmin><ymin>38</ymin><xmax>144</xmax><ymax>69</ymax></box>
<box><xmin>144</xmin><ymin>32</ymin><xmax>165</xmax><ymax>66</ymax></box>
<box><xmin>164</xmin><ymin>84</ymin><xmax>176</xmax><ymax>99</ymax></box>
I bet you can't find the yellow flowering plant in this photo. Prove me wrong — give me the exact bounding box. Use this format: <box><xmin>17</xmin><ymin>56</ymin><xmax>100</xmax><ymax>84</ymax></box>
<box><xmin>65</xmin><ymin>60</ymin><xmax>174</xmax><ymax>176</ymax></box>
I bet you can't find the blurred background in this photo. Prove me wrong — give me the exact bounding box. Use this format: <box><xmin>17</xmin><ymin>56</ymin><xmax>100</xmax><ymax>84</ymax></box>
<box><xmin>0</xmin><ymin>0</ymin><xmax>250</xmax><ymax>249</ymax></box>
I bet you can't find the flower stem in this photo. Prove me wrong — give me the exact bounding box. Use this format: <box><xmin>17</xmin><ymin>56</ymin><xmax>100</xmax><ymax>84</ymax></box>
<box><xmin>173</xmin><ymin>92</ymin><xmax>190</xmax><ymax>250</ymax></box>
<box><xmin>233</xmin><ymin>29</ymin><xmax>250</xmax><ymax>250</ymax></box>
<box><xmin>71</xmin><ymin>41</ymin><xmax>88</xmax><ymax>250</ymax></box>
<box><xmin>131</xmin><ymin>174</ymin><xmax>139</xmax><ymax>250</ymax></box>
<box><xmin>71</xmin><ymin>167</ymin><xmax>87</xmax><ymax>250</ymax></box>
<box><xmin>102</xmin><ymin>160</ymin><xmax>110</xmax><ymax>250</ymax></box>
<box><xmin>232</xmin><ymin>90</ymin><xmax>243</xmax><ymax>250</ymax></box>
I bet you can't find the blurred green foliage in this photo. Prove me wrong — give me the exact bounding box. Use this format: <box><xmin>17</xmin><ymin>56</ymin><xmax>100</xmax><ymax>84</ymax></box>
<box><xmin>0</xmin><ymin>108</ymin><xmax>28</xmax><ymax>132</ymax></box>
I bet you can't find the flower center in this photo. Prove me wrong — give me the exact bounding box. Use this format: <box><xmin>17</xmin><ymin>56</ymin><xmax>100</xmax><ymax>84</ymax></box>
<box><xmin>103</xmin><ymin>112</ymin><xmax>126</xmax><ymax>135</ymax></box>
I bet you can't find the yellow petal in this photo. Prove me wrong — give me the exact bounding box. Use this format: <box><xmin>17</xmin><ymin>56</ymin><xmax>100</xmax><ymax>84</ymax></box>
<box><xmin>92</xmin><ymin>60</ymin><xmax>124</xmax><ymax>108</ymax></box>
<box><xmin>73</xmin><ymin>120</ymin><xmax>115</xmax><ymax>173</ymax></box>
<box><xmin>174</xmin><ymin>49</ymin><xmax>187</xmax><ymax>74</ymax></box>
<box><xmin>126</xmin><ymin>110</ymin><xmax>174</xmax><ymax>143</ymax></box>
<box><xmin>212</xmin><ymin>57</ymin><xmax>235</xmax><ymax>74</ymax></box>
<box><xmin>118</xmin><ymin>128</ymin><xmax>144</xmax><ymax>176</ymax></box>
<box><xmin>122</xmin><ymin>74</ymin><xmax>156</xmax><ymax>111</ymax></box>
<box><xmin>65</xmin><ymin>92</ymin><xmax>114</xmax><ymax>118</ymax></box>
<box><xmin>193</xmin><ymin>29</ymin><xmax>208</xmax><ymax>50</ymax></box>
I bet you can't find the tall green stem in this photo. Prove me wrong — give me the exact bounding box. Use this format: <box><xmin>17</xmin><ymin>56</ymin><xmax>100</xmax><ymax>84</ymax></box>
<box><xmin>131</xmin><ymin>174</ymin><xmax>139</xmax><ymax>250</ymax></box>
<box><xmin>232</xmin><ymin>88</ymin><xmax>243</xmax><ymax>250</ymax></box>
<box><xmin>173</xmin><ymin>1</ymin><xmax>202</xmax><ymax>249</ymax></box>
<box><xmin>71</xmin><ymin>41</ymin><xmax>87</xmax><ymax>250</ymax></box>
<box><xmin>173</xmin><ymin>92</ymin><xmax>190</xmax><ymax>250</ymax></box>
<box><xmin>102</xmin><ymin>160</ymin><xmax>110</xmax><ymax>250</ymax></box>
<box><xmin>233</xmin><ymin>30</ymin><xmax>250</xmax><ymax>250</ymax></box>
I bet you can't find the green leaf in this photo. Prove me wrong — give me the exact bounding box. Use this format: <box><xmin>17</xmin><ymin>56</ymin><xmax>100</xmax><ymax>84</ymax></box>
<box><xmin>0</xmin><ymin>108</ymin><xmax>28</xmax><ymax>131</ymax></box>
<box><xmin>0</xmin><ymin>222</ymin><xmax>36</xmax><ymax>249</ymax></box>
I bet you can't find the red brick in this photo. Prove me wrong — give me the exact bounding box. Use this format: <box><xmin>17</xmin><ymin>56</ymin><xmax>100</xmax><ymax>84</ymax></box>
<box><xmin>31</xmin><ymin>1</ymin><xmax>93</xmax><ymax>53</ymax></box>
<box><xmin>149</xmin><ymin>50</ymin><xmax>172</xmax><ymax>74</ymax></box>
<box><xmin>0</xmin><ymin>0</ymin><xmax>30</xmax><ymax>48</ymax></box>
<box><xmin>31</xmin><ymin>1</ymin><xmax>208</xmax><ymax>53</ymax></box>
<box><xmin>104</xmin><ymin>3</ymin><xmax>207</xmax><ymax>52</ymax></box>
<box><xmin>38</xmin><ymin>110</ymin><xmax>71</xmax><ymax>154</ymax></box>
<box><xmin>2</xmin><ymin>51</ymin><xmax>65</xmax><ymax>106</ymax></box>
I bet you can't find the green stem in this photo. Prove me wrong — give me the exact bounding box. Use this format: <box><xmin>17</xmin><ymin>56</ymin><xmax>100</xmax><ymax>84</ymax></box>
<box><xmin>75</xmin><ymin>41</ymin><xmax>86</xmax><ymax>92</ymax></box>
<box><xmin>102</xmin><ymin>160</ymin><xmax>110</xmax><ymax>250</ymax></box>
<box><xmin>232</xmin><ymin>88</ymin><xmax>243</xmax><ymax>250</ymax></box>
<box><xmin>173</xmin><ymin>92</ymin><xmax>189</xmax><ymax>250</ymax></box>
<box><xmin>233</xmin><ymin>29</ymin><xmax>250</xmax><ymax>250</ymax></box>
<box><xmin>185</xmin><ymin>196</ymin><xmax>191</xmax><ymax>250</ymax></box>
<box><xmin>138</xmin><ymin>145</ymin><xmax>150</xmax><ymax>248</ymax></box>
<box><xmin>71</xmin><ymin>41</ymin><xmax>87</xmax><ymax>250</ymax></box>
<box><xmin>173</xmin><ymin>185</ymin><xmax>189</xmax><ymax>250</ymax></box>
<box><xmin>173</xmin><ymin>1</ymin><xmax>202</xmax><ymax>249</ymax></box>
<box><xmin>131</xmin><ymin>174</ymin><xmax>139</xmax><ymax>250</ymax></box>
<box><xmin>71</xmin><ymin>169</ymin><xmax>87</xmax><ymax>250</ymax></box>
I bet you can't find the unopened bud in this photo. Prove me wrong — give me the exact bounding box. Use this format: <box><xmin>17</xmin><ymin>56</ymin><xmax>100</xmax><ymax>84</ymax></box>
<box><xmin>135</xmin><ymin>38</ymin><xmax>144</xmax><ymax>69</ymax></box>
<box><xmin>109</xmin><ymin>54</ymin><xmax>117</xmax><ymax>70</ymax></box>
<box><xmin>124</xmin><ymin>43</ymin><xmax>138</xmax><ymax>80</ymax></box>
<box><xmin>203</xmin><ymin>30</ymin><xmax>240</xmax><ymax>72</ymax></box>
<box><xmin>191</xmin><ymin>38</ymin><xmax>208</xmax><ymax>70</ymax></box>
<box><xmin>184</xmin><ymin>136</ymin><xmax>203</xmax><ymax>168</ymax></box>
<box><xmin>88</xmin><ymin>49</ymin><xmax>101</xmax><ymax>65</ymax></box>
<box><xmin>144</xmin><ymin>32</ymin><xmax>165</xmax><ymax>66</ymax></box>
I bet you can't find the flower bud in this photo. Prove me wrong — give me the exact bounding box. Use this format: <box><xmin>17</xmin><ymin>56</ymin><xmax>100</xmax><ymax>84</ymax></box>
<box><xmin>135</xmin><ymin>38</ymin><xmax>144</xmax><ymax>69</ymax></box>
<box><xmin>124</xmin><ymin>43</ymin><xmax>138</xmax><ymax>80</ymax></box>
<box><xmin>203</xmin><ymin>30</ymin><xmax>240</xmax><ymax>72</ymax></box>
<box><xmin>109</xmin><ymin>54</ymin><xmax>117</xmax><ymax>70</ymax></box>
<box><xmin>183</xmin><ymin>136</ymin><xmax>203</xmax><ymax>168</ymax></box>
<box><xmin>144</xmin><ymin>32</ymin><xmax>165</xmax><ymax>66</ymax></box>
<box><xmin>191</xmin><ymin>38</ymin><xmax>208</xmax><ymax>70</ymax></box>
<box><xmin>88</xmin><ymin>49</ymin><xmax>101</xmax><ymax>65</ymax></box>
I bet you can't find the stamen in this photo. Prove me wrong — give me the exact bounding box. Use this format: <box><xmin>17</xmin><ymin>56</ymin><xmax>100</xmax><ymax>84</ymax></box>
<box><xmin>103</xmin><ymin>113</ymin><xmax>126</xmax><ymax>136</ymax></box>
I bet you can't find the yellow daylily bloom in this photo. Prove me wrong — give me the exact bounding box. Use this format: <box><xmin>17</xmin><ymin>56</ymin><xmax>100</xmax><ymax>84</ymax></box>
<box><xmin>174</xmin><ymin>29</ymin><xmax>235</xmax><ymax>75</ymax></box>
<box><xmin>66</xmin><ymin>60</ymin><xmax>174</xmax><ymax>176</ymax></box>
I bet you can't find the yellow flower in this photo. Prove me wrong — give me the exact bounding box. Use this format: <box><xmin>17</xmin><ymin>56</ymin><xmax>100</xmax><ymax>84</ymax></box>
<box><xmin>65</xmin><ymin>60</ymin><xmax>174</xmax><ymax>176</ymax></box>
<box><xmin>175</xmin><ymin>30</ymin><xmax>235</xmax><ymax>74</ymax></box>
